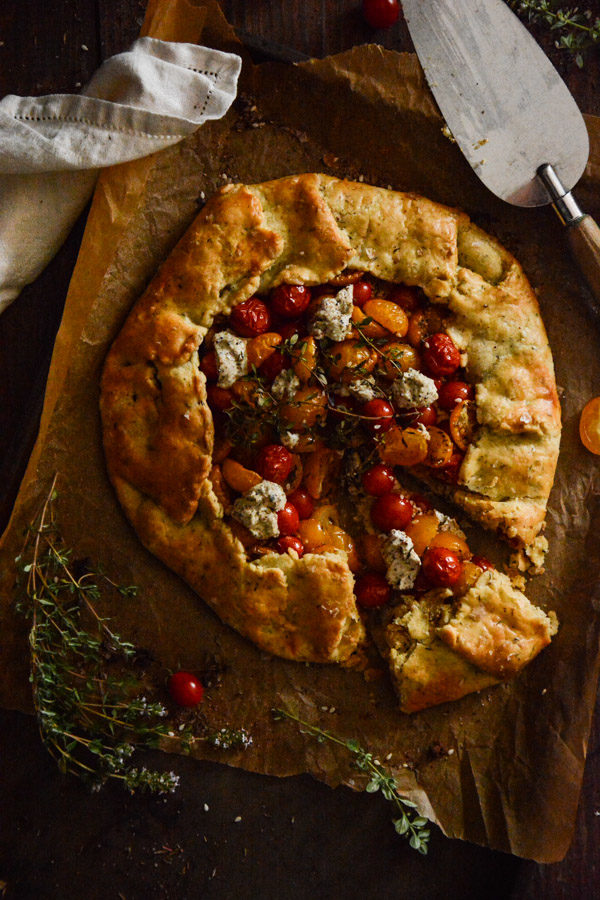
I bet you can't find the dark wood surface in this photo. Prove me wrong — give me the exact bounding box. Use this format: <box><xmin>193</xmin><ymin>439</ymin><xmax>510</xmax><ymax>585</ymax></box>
<box><xmin>1</xmin><ymin>2</ymin><xmax>600</xmax><ymax>897</ymax></box>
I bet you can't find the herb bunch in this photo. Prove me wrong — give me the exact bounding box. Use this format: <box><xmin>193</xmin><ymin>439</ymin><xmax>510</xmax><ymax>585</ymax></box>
<box><xmin>507</xmin><ymin>0</ymin><xmax>600</xmax><ymax>67</ymax></box>
<box><xmin>272</xmin><ymin>707</ymin><xmax>431</xmax><ymax>854</ymax></box>
<box><xmin>15</xmin><ymin>479</ymin><xmax>251</xmax><ymax>794</ymax></box>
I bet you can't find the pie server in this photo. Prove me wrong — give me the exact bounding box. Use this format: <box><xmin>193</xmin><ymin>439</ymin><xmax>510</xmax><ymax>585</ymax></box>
<box><xmin>402</xmin><ymin>0</ymin><xmax>600</xmax><ymax>305</ymax></box>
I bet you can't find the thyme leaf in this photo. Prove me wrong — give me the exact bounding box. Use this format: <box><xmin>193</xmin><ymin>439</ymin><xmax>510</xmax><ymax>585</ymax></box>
<box><xmin>272</xmin><ymin>706</ymin><xmax>431</xmax><ymax>854</ymax></box>
<box><xmin>15</xmin><ymin>476</ymin><xmax>251</xmax><ymax>794</ymax></box>
<box><xmin>507</xmin><ymin>0</ymin><xmax>600</xmax><ymax>67</ymax></box>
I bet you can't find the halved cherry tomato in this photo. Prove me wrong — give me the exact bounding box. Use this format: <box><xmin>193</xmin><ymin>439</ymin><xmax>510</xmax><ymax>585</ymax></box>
<box><xmin>276</xmin><ymin>535</ymin><xmax>305</xmax><ymax>557</ymax></box>
<box><xmin>370</xmin><ymin>493</ymin><xmax>414</xmax><ymax>531</ymax></box>
<box><xmin>362</xmin><ymin>398</ymin><xmax>395</xmax><ymax>432</ymax></box>
<box><xmin>206</xmin><ymin>385</ymin><xmax>234</xmax><ymax>411</ymax></box>
<box><xmin>438</xmin><ymin>380</ymin><xmax>474</xmax><ymax>410</ymax></box>
<box><xmin>579</xmin><ymin>396</ymin><xmax>600</xmax><ymax>455</ymax></box>
<box><xmin>362</xmin><ymin>463</ymin><xmax>395</xmax><ymax>496</ymax></box>
<box><xmin>288</xmin><ymin>487</ymin><xmax>315</xmax><ymax>519</ymax></box>
<box><xmin>278</xmin><ymin>502</ymin><xmax>300</xmax><ymax>536</ymax></box>
<box><xmin>271</xmin><ymin>284</ymin><xmax>312</xmax><ymax>318</ymax></box>
<box><xmin>449</xmin><ymin>399</ymin><xmax>477</xmax><ymax>451</ymax></box>
<box><xmin>352</xmin><ymin>280</ymin><xmax>373</xmax><ymax>307</ymax></box>
<box><xmin>422</xmin><ymin>333</ymin><xmax>461</xmax><ymax>377</ymax></box>
<box><xmin>354</xmin><ymin>572</ymin><xmax>391</xmax><ymax>609</ymax></box>
<box><xmin>259</xmin><ymin>350</ymin><xmax>287</xmax><ymax>381</ymax></box>
<box><xmin>379</xmin><ymin>425</ymin><xmax>429</xmax><ymax>466</ymax></box>
<box><xmin>362</xmin><ymin>0</ymin><xmax>400</xmax><ymax>29</ymax></box>
<box><xmin>423</xmin><ymin>426</ymin><xmax>454</xmax><ymax>468</ymax></box>
<box><xmin>168</xmin><ymin>671</ymin><xmax>204</xmax><ymax>707</ymax></box>
<box><xmin>231</xmin><ymin>298</ymin><xmax>271</xmax><ymax>337</ymax></box>
<box><xmin>256</xmin><ymin>444</ymin><xmax>295</xmax><ymax>484</ymax></box>
<box><xmin>471</xmin><ymin>555</ymin><xmax>494</xmax><ymax>571</ymax></box>
<box><xmin>421</xmin><ymin>547</ymin><xmax>463</xmax><ymax>587</ymax></box>
<box><xmin>389</xmin><ymin>284</ymin><xmax>422</xmax><ymax>313</ymax></box>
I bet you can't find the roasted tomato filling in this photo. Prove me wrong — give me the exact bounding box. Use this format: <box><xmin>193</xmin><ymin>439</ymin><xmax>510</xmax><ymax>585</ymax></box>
<box><xmin>201</xmin><ymin>273</ymin><xmax>490</xmax><ymax>606</ymax></box>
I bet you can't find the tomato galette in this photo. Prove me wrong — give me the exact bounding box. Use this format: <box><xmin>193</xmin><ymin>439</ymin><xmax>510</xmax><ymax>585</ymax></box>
<box><xmin>100</xmin><ymin>174</ymin><xmax>560</xmax><ymax>712</ymax></box>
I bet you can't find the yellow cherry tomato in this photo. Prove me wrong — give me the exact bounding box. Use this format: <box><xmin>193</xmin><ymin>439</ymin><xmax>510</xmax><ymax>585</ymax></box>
<box><xmin>580</xmin><ymin>397</ymin><xmax>600</xmax><ymax>455</ymax></box>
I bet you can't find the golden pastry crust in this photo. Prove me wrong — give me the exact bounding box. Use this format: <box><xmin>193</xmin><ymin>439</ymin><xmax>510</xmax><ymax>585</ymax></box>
<box><xmin>376</xmin><ymin>570</ymin><xmax>557</xmax><ymax>713</ymax></box>
<box><xmin>100</xmin><ymin>174</ymin><xmax>560</xmax><ymax>666</ymax></box>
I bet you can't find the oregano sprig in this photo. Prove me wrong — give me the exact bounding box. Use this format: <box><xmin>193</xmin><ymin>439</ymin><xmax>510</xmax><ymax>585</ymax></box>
<box><xmin>272</xmin><ymin>707</ymin><xmax>431</xmax><ymax>854</ymax></box>
<box><xmin>15</xmin><ymin>477</ymin><xmax>251</xmax><ymax>794</ymax></box>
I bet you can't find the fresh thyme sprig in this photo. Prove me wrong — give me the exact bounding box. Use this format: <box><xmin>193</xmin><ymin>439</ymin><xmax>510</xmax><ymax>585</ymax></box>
<box><xmin>272</xmin><ymin>707</ymin><xmax>431</xmax><ymax>854</ymax></box>
<box><xmin>507</xmin><ymin>1</ymin><xmax>600</xmax><ymax>67</ymax></box>
<box><xmin>15</xmin><ymin>477</ymin><xmax>251</xmax><ymax>794</ymax></box>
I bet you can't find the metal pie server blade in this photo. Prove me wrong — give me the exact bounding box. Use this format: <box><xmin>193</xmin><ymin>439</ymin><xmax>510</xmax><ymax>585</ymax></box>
<box><xmin>403</xmin><ymin>0</ymin><xmax>600</xmax><ymax>307</ymax></box>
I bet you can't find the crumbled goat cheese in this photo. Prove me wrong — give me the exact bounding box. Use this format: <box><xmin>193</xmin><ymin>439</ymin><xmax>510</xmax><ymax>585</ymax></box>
<box><xmin>381</xmin><ymin>530</ymin><xmax>421</xmax><ymax>591</ymax></box>
<box><xmin>348</xmin><ymin>376</ymin><xmax>377</xmax><ymax>403</ymax></box>
<box><xmin>434</xmin><ymin>510</ymin><xmax>465</xmax><ymax>537</ymax></box>
<box><xmin>280</xmin><ymin>430</ymin><xmax>300</xmax><ymax>449</ymax></box>
<box><xmin>271</xmin><ymin>368</ymin><xmax>300</xmax><ymax>401</ymax></box>
<box><xmin>309</xmin><ymin>285</ymin><xmax>354</xmax><ymax>341</ymax></box>
<box><xmin>392</xmin><ymin>368</ymin><xmax>438</xmax><ymax>409</ymax></box>
<box><xmin>231</xmin><ymin>480</ymin><xmax>286</xmax><ymax>539</ymax></box>
<box><xmin>214</xmin><ymin>330</ymin><xmax>248</xmax><ymax>388</ymax></box>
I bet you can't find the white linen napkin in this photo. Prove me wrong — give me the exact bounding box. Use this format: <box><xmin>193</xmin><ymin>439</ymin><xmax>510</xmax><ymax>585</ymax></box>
<box><xmin>0</xmin><ymin>37</ymin><xmax>241</xmax><ymax>313</ymax></box>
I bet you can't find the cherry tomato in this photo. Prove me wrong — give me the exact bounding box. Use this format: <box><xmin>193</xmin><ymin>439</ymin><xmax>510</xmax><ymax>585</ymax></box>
<box><xmin>352</xmin><ymin>280</ymin><xmax>373</xmax><ymax>307</ymax></box>
<box><xmin>231</xmin><ymin>297</ymin><xmax>271</xmax><ymax>337</ymax></box>
<box><xmin>354</xmin><ymin>572</ymin><xmax>391</xmax><ymax>608</ymax></box>
<box><xmin>404</xmin><ymin>405</ymin><xmax>438</xmax><ymax>427</ymax></box>
<box><xmin>362</xmin><ymin>0</ymin><xmax>400</xmax><ymax>28</ymax></box>
<box><xmin>580</xmin><ymin>396</ymin><xmax>600</xmax><ymax>455</ymax></box>
<box><xmin>389</xmin><ymin>284</ymin><xmax>421</xmax><ymax>313</ymax></box>
<box><xmin>168</xmin><ymin>671</ymin><xmax>204</xmax><ymax>707</ymax></box>
<box><xmin>256</xmin><ymin>444</ymin><xmax>295</xmax><ymax>484</ymax></box>
<box><xmin>438</xmin><ymin>380</ymin><xmax>474</xmax><ymax>410</ymax></box>
<box><xmin>277</xmin><ymin>502</ymin><xmax>300</xmax><ymax>536</ymax></box>
<box><xmin>362</xmin><ymin>463</ymin><xmax>395</xmax><ymax>496</ymax></box>
<box><xmin>370</xmin><ymin>493</ymin><xmax>414</xmax><ymax>531</ymax></box>
<box><xmin>271</xmin><ymin>284</ymin><xmax>312</xmax><ymax>319</ymax></box>
<box><xmin>259</xmin><ymin>349</ymin><xmax>287</xmax><ymax>381</ymax></box>
<box><xmin>422</xmin><ymin>547</ymin><xmax>463</xmax><ymax>587</ymax></box>
<box><xmin>276</xmin><ymin>535</ymin><xmax>305</xmax><ymax>557</ymax></box>
<box><xmin>200</xmin><ymin>350</ymin><xmax>218</xmax><ymax>381</ymax></box>
<box><xmin>439</xmin><ymin>450</ymin><xmax>464</xmax><ymax>484</ymax></box>
<box><xmin>422</xmin><ymin>333</ymin><xmax>461</xmax><ymax>377</ymax></box>
<box><xmin>278</xmin><ymin>321</ymin><xmax>304</xmax><ymax>340</ymax></box>
<box><xmin>362</xmin><ymin>398</ymin><xmax>395</xmax><ymax>432</ymax></box>
<box><xmin>288</xmin><ymin>487</ymin><xmax>315</xmax><ymax>519</ymax></box>
<box><xmin>206</xmin><ymin>385</ymin><xmax>233</xmax><ymax>411</ymax></box>
<box><xmin>471</xmin><ymin>555</ymin><xmax>494</xmax><ymax>572</ymax></box>
<box><xmin>411</xmin><ymin>493</ymin><xmax>432</xmax><ymax>512</ymax></box>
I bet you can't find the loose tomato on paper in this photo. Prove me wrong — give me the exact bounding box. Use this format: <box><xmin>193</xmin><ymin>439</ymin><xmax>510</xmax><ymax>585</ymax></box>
<box><xmin>579</xmin><ymin>396</ymin><xmax>600</xmax><ymax>455</ymax></box>
<box><xmin>362</xmin><ymin>0</ymin><xmax>400</xmax><ymax>29</ymax></box>
<box><xmin>168</xmin><ymin>671</ymin><xmax>204</xmax><ymax>707</ymax></box>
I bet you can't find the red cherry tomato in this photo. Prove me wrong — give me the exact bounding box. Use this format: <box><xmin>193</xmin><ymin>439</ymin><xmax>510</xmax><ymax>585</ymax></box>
<box><xmin>362</xmin><ymin>0</ymin><xmax>400</xmax><ymax>29</ymax></box>
<box><xmin>259</xmin><ymin>350</ymin><xmax>287</xmax><ymax>381</ymax></box>
<box><xmin>231</xmin><ymin>297</ymin><xmax>272</xmax><ymax>337</ymax></box>
<box><xmin>200</xmin><ymin>350</ymin><xmax>218</xmax><ymax>382</ymax></box>
<box><xmin>389</xmin><ymin>284</ymin><xmax>421</xmax><ymax>313</ymax></box>
<box><xmin>277</xmin><ymin>321</ymin><xmax>303</xmax><ymax>341</ymax></box>
<box><xmin>288</xmin><ymin>487</ymin><xmax>314</xmax><ymax>519</ymax></box>
<box><xmin>354</xmin><ymin>572</ymin><xmax>391</xmax><ymax>609</ymax></box>
<box><xmin>277</xmin><ymin>502</ymin><xmax>300</xmax><ymax>536</ymax></box>
<box><xmin>437</xmin><ymin>380</ymin><xmax>474</xmax><ymax>410</ymax></box>
<box><xmin>277</xmin><ymin>535</ymin><xmax>305</xmax><ymax>557</ymax></box>
<box><xmin>206</xmin><ymin>385</ymin><xmax>233</xmax><ymax>411</ymax></box>
<box><xmin>362</xmin><ymin>463</ymin><xmax>395</xmax><ymax>496</ymax></box>
<box><xmin>270</xmin><ymin>284</ymin><xmax>312</xmax><ymax>319</ymax></box>
<box><xmin>168</xmin><ymin>671</ymin><xmax>204</xmax><ymax>707</ymax></box>
<box><xmin>370</xmin><ymin>493</ymin><xmax>414</xmax><ymax>531</ymax></box>
<box><xmin>471</xmin><ymin>555</ymin><xmax>494</xmax><ymax>572</ymax></box>
<box><xmin>352</xmin><ymin>280</ymin><xmax>373</xmax><ymax>307</ymax></box>
<box><xmin>256</xmin><ymin>444</ymin><xmax>295</xmax><ymax>484</ymax></box>
<box><xmin>404</xmin><ymin>405</ymin><xmax>438</xmax><ymax>427</ymax></box>
<box><xmin>422</xmin><ymin>547</ymin><xmax>463</xmax><ymax>587</ymax></box>
<box><xmin>439</xmin><ymin>450</ymin><xmax>464</xmax><ymax>484</ymax></box>
<box><xmin>362</xmin><ymin>398</ymin><xmax>395</xmax><ymax>432</ymax></box>
<box><xmin>422</xmin><ymin>333</ymin><xmax>461</xmax><ymax>377</ymax></box>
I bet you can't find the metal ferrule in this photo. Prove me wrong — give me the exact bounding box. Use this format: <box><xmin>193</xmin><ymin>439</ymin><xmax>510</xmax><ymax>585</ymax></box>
<box><xmin>537</xmin><ymin>164</ymin><xmax>584</xmax><ymax>226</ymax></box>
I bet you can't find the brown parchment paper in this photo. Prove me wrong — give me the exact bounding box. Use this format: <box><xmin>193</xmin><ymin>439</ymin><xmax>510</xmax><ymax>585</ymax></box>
<box><xmin>2</xmin><ymin>0</ymin><xmax>600</xmax><ymax>863</ymax></box>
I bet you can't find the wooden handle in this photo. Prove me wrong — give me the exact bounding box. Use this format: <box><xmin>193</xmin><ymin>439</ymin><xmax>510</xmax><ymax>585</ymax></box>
<box><xmin>567</xmin><ymin>215</ymin><xmax>600</xmax><ymax>304</ymax></box>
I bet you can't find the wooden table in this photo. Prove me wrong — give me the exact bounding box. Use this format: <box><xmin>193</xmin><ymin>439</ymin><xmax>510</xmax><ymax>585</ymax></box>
<box><xmin>1</xmin><ymin>2</ymin><xmax>599</xmax><ymax>897</ymax></box>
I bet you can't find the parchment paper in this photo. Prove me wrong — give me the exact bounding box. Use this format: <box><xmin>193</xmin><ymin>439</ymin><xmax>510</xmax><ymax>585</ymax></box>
<box><xmin>2</xmin><ymin>0</ymin><xmax>600</xmax><ymax>862</ymax></box>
